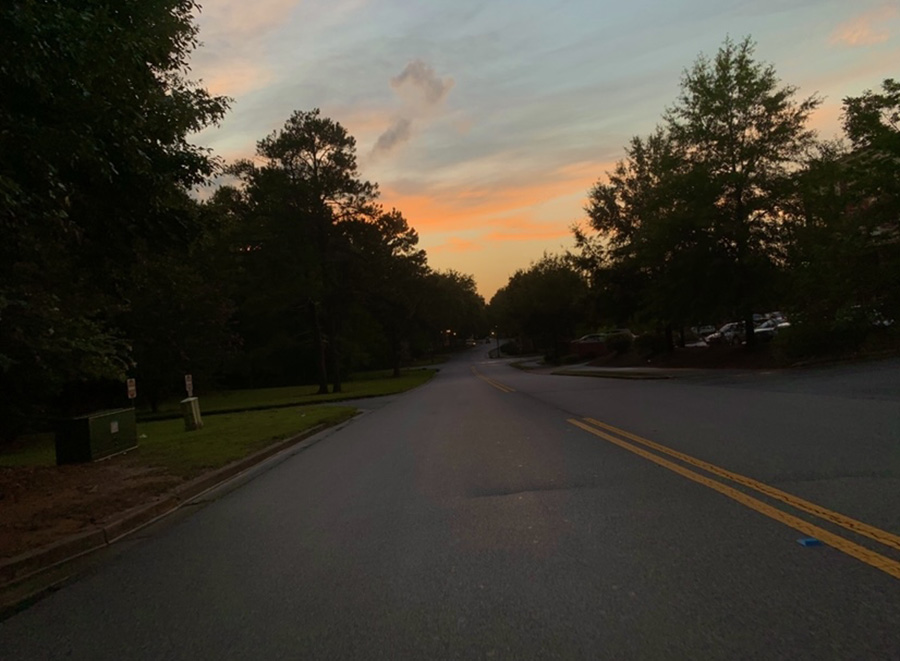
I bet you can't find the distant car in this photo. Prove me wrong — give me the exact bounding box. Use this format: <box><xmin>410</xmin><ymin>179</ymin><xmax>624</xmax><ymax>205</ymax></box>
<box><xmin>705</xmin><ymin>322</ymin><xmax>744</xmax><ymax>346</ymax></box>
<box><xmin>753</xmin><ymin>318</ymin><xmax>790</xmax><ymax>342</ymax></box>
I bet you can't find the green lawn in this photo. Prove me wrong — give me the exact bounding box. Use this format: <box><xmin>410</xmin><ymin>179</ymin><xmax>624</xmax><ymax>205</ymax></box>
<box><xmin>141</xmin><ymin>368</ymin><xmax>436</xmax><ymax>418</ymax></box>
<box><xmin>0</xmin><ymin>433</ymin><xmax>56</xmax><ymax>467</ymax></box>
<box><xmin>136</xmin><ymin>405</ymin><xmax>356</xmax><ymax>477</ymax></box>
<box><xmin>0</xmin><ymin>368</ymin><xmax>435</xmax><ymax>470</ymax></box>
<box><xmin>0</xmin><ymin>406</ymin><xmax>355</xmax><ymax>472</ymax></box>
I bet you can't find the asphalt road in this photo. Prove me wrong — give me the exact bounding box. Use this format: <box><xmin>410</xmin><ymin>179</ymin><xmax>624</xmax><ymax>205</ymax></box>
<box><xmin>2</xmin><ymin>352</ymin><xmax>899</xmax><ymax>659</ymax></box>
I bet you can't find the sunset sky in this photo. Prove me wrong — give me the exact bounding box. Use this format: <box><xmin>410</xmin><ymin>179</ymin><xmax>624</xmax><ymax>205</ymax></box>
<box><xmin>189</xmin><ymin>0</ymin><xmax>899</xmax><ymax>299</ymax></box>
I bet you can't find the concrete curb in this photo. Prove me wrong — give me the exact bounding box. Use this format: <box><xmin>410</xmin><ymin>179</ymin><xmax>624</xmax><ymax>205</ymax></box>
<box><xmin>0</xmin><ymin>423</ymin><xmax>331</xmax><ymax>592</ymax></box>
<box><xmin>550</xmin><ymin>369</ymin><xmax>677</xmax><ymax>380</ymax></box>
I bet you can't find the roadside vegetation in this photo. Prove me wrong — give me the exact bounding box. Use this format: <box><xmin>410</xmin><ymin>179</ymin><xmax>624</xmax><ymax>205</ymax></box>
<box><xmin>0</xmin><ymin>2</ymin><xmax>483</xmax><ymax>445</ymax></box>
<box><xmin>0</xmin><ymin>406</ymin><xmax>355</xmax><ymax>473</ymax></box>
<box><xmin>2</xmin><ymin>4</ymin><xmax>894</xmax><ymax>448</ymax></box>
<box><xmin>489</xmin><ymin>38</ymin><xmax>899</xmax><ymax>365</ymax></box>
<box><xmin>0</xmin><ymin>370</ymin><xmax>435</xmax><ymax>468</ymax></box>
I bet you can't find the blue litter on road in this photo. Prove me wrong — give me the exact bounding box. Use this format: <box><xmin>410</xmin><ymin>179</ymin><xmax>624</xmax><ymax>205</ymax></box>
<box><xmin>797</xmin><ymin>537</ymin><xmax>823</xmax><ymax>547</ymax></box>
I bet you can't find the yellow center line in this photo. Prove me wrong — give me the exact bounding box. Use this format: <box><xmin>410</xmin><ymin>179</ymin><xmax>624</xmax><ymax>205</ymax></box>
<box><xmin>568</xmin><ymin>419</ymin><xmax>900</xmax><ymax>580</ymax></box>
<box><xmin>470</xmin><ymin>366</ymin><xmax>515</xmax><ymax>393</ymax></box>
<box><xmin>583</xmin><ymin>417</ymin><xmax>900</xmax><ymax>554</ymax></box>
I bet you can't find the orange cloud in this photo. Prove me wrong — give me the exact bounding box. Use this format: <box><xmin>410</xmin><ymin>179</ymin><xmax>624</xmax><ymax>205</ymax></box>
<box><xmin>808</xmin><ymin>102</ymin><xmax>844</xmax><ymax>137</ymax></box>
<box><xmin>388</xmin><ymin>160</ymin><xmax>610</xmax><ymax>297</ymax></box>
<box><xmin>430</xmin><ymin>237</ymin><xmax>483</xmax><ymax>254</ymax></box>
<box><xmin>196</xmin><ymin>0</ymin><xmax>301</xmax><ymax>39</ymax></box>
<box><xmin>338</xmin><ymin>109</ymin><xmax>402</xmax><ymax>149</ymax></box>
<box><xmin>204</xmin><ymin>61</ymin><xmax>274</xmax><ymax>97</ymax></box>
<box><xmin>380</xmin><ymin>159</ymin><xmax>610</xmax><ymax>235</ymax></box>
<box><xmin>484</xmin><ymin>228</ymin><xmax>571</xmax><ymax>243</ymax></box>
<box><xmin>830</xmin><ymin>7</ymin><xmax>898</xmax><ymax>46</ymax></box>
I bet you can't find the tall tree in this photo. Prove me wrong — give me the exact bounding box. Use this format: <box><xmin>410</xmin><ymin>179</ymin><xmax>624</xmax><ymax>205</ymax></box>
<box><xmin>579</xmin><ymin>128</ymin><xmax>721</xmax><ymax>343</ymax></box>
<box><xmin>664</xmin><ymin>36</ymin><xmax>820</xmax><ymax>343</ymax></box>
<box><xmin>840</xmin><ymin>79</ymin><xmax>900</xmax><ymax>322</ymax></box>
<box><xmin>228</xmin><ymin>109</ymin><xmax>381</xmax><ymax>392</ymax></box>
<box><xmin>788</xmin><ymin>80</ymin><xmax>900</xmax><ymax>333</ymax></box>
<box><xmin>0</xmin><ymin>0</ymin><xmax>228</xmax><ymax>438</ymax></box>
<box><xmin>350</xmin><ymin>209</ymin><xmax>428</xmax><ymax>376</ymax></box>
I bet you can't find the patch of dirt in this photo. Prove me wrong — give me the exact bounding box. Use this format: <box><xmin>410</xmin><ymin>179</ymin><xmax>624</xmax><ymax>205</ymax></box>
<box><xmin>0</xmin><ymin>456</ymin><xmax>183</xmax><ymax>560</ymax></box>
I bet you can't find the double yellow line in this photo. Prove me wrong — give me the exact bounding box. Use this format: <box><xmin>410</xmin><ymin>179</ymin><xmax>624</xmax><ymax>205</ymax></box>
<box><xmin>569</xmin><ymin>417</ymin><xmax>900</xmax><ymax>580</ymax></box>
<box><xmin>471</xmin><ymin>366</ymin><xmax>515</xmax><ymax>393</ymax></box>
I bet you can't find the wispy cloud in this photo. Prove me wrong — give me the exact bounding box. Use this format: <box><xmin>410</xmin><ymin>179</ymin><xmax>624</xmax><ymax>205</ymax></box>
<box><xmin>372</xmin><ymin>118</ymin><xmax>413</xmax><ymax>155</ymax></box>
<box><xmin>371</xmin><ymin>60</ymin><xmax>454</xmax><ymax>159</ymax></box>
<box><xmin>392</xmin><ymin>59</ymin><xmax>454</xmax><ymax>106</ymax></box>
<box><xmin>830</xmin><ymin>6</ymin><xmax>898</xmax><ymax>46</ymax></box>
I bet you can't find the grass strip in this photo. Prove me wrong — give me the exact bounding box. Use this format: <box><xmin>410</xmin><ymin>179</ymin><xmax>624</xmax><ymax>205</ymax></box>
<box><xmin>0</xmin><ymin>368</ymin><xmax>435</xmax><ymax>467</ymax></box>
<box><xmin>138</xmin><ymin>369</ymin><xmax>436</xmax><ymax>419</ymax></box>
<box><xmin>0</xmin><ymin>406</ymin><xmax>355</xmax><ymax>471</ymax></box>
<box><xmin>135</xmin><ymin>405</ymin><xmax>356</xmax><ymax>478</ymax></box>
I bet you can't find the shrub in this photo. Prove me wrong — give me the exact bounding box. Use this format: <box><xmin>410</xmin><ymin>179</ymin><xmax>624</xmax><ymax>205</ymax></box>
<box><xmin>773</xmin><ymin>319</ymin><xmax>868</xmax><ymax>362</ymax></box>
<box><xmin>606</xmin><ymin>332</ymin><xmax>634</xmax><ymax>354</ymax></box>
<box><xmin>499</xmin><ymin>340</ymin><xmax>521</xmax><ymax>355</ymax></box>
<box><xmin>634</xmin><ymin>332</ymin><xmax>668</xmax><ymax>356</ymax></box>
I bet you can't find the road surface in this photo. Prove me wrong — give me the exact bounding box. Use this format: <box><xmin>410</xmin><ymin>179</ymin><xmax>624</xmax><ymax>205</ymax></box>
<box><xmin>2</xmin><ymin>352</ymin><xmax>899</xmax><ymax>659</ymax></box>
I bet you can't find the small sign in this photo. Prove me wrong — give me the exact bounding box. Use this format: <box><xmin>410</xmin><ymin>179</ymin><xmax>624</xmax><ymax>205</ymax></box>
<box><xmin>126</xmin><ymin>378</ymin><xmax>137</xmax><ymax>399</ymax></box>
<box><xmin>185</xmin><ymin>374</ymin><xmax>194</xmax><ymax>398</ymax></box>
<box><xmin>110</xmin><ymin>421</ymin><xmax>119</xmax><ymax>434</ymax></box>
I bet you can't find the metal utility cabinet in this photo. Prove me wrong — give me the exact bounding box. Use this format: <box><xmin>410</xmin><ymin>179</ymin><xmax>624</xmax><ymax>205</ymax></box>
<box><xmin>55</xmin><ymin>408</ymin><xmax>138</xmax><ymax>465</ymax></box>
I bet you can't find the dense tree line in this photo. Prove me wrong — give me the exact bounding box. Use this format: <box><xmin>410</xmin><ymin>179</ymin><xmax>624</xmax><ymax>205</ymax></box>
<box><xmin>210</xmin><ymin>109</ymin><xmax>486</xmax><ymax>396</ymax></box>
<box><xmin>489</xmin><ymin>255</ymin><xmax>588</xmax><ymax>360</ymax></box>
<box><xmin>0</xmin><ymin>3</ymin><xmax>484</xmax><ymax>440</ymax></box>
<box><xmin>1</xmin><ymin>0</ymin><xmax>229</xmax><ymax>437</ymax></box>
<box><xmin>491</xmin><ymin>38</ymin><xmax>898</xmax><ymax>358</ymax></box>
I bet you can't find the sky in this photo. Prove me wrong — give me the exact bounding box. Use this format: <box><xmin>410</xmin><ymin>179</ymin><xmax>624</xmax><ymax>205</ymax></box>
<box><xmin>189</xmin><ymin>0</ymin><xmax>900</xmax><ymax>299</ymax></box>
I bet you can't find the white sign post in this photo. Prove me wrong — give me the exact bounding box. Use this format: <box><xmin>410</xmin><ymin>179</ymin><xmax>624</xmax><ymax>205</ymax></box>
<box><xmin>181</xmin><ymin>374</ymin><xmax>202</xmax><ymax>431</ymax></box>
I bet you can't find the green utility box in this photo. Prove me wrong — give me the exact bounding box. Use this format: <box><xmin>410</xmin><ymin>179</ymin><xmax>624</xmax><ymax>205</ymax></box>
<box><xmin>55</xmin><ymin>408</ymin><xmax>138</xmax><ymax>465</ymax></box>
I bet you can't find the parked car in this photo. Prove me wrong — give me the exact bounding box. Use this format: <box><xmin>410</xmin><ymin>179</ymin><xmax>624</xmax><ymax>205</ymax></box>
<box><xmin>570</xmin><ymin>333</ymin><xmax>609</xmax><ymax>358</ymax></box>
<box><xmin>705</xmin><ymin>322</ymin><xmax>744</xmax><ymax>346</ymax></box>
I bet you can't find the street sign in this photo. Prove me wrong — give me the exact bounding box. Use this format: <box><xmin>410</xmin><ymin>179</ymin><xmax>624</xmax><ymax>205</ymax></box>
<box><xmin>126</xmin><ymin>378</ymin><xmax>137</xmax><ymax>399</ymax></box>
<box><xmin>185</xmin><ymin>374</ymin><xmax>193</xmax><ymax>398</ymax></box>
